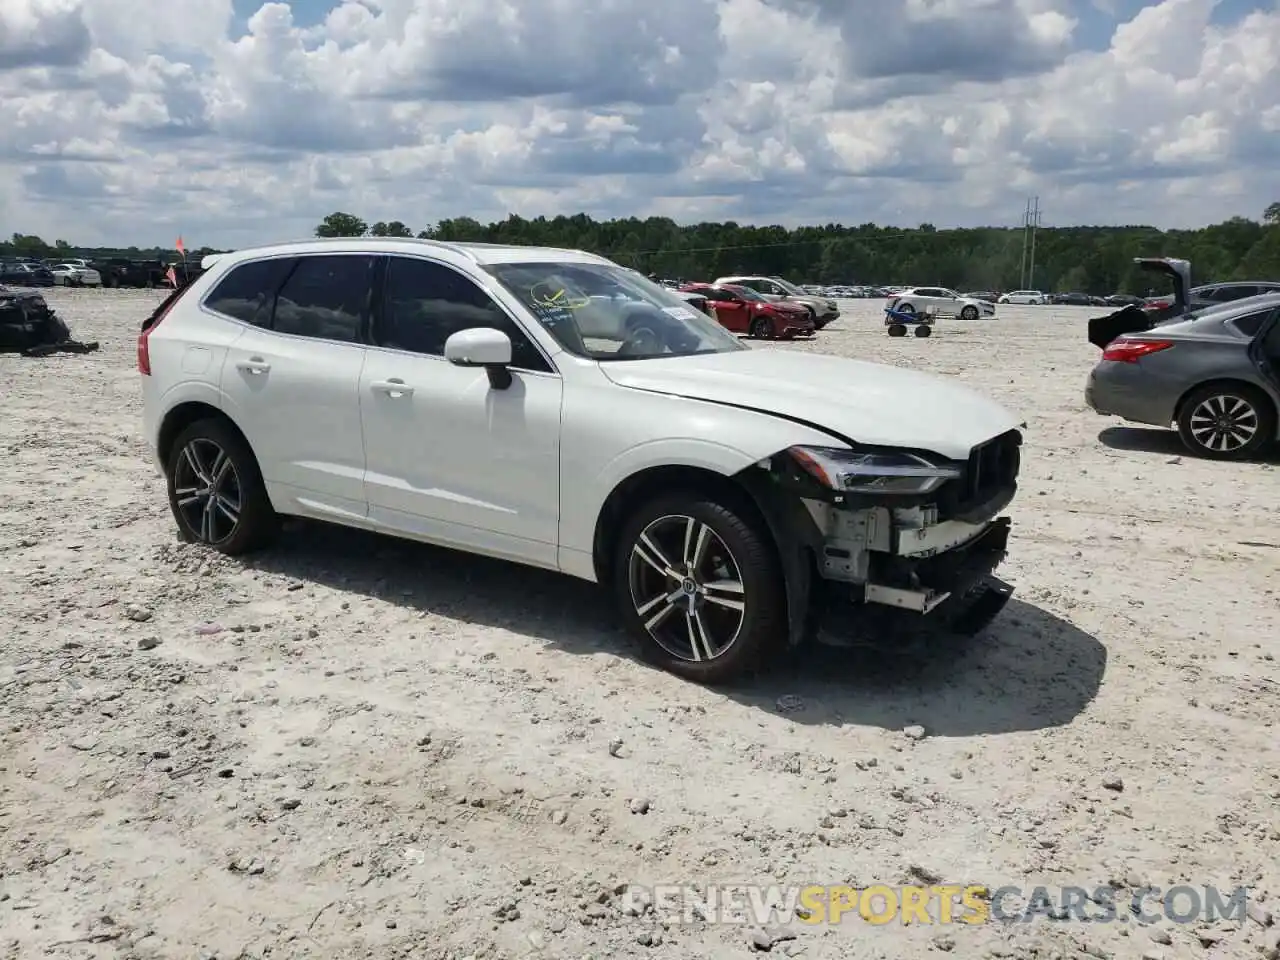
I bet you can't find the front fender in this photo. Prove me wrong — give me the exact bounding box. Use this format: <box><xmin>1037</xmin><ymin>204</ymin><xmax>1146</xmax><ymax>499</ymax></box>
<box><xmin>556</xmin><ymin>382</ymin><xmax>837</xmax><ymax>569</ymax></box>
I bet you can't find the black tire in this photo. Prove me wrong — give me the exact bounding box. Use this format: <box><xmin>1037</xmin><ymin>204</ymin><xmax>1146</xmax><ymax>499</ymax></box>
<box><xmin>166</xmin><ymin>418</ymin><xmax>278</xmax><ymax>554</ymax></box>
<box><xmin>887</xmin><ymin>323</ymin><xmax>907</xmax><ymax>337</ymax></box>
<box><xmin>749</xmin><ymin>316</ymin><xmax>772</xmax><ymax>339</ymax></box>
<box><xmin>612</xmin><ymin>492</ymin><xmax>787</xmax><ymax>684</ymax></box>
<box><xmin>914</xmin><ymin>324</ymin><xmax>932</xmax><ymax>337</ymax></box>
<box><xmin>897</xmin><ymin>302</ymin><xmax>915</xmax><ymax>314</ymax></box>
<box><xmin>1175</xmin><ymin>383</ymin><xmax>1275</xmax><ymax>461</ymax></box>
<box><xmin>960</xmin><ymin>305</ymin><xmax>979</xmax><ymax>321</ymax></box>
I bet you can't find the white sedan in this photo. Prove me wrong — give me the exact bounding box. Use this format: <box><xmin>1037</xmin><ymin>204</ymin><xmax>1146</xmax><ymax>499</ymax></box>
<box><xmin>50</xmin><ymin>263</ymin><xmax>102</xmax><ymax>287</ymax></box>
<box><xmin>886</xmin><ymin>287</ymin><xmax>996</xmax><ymax>320</ymax></box>
<box><xmin>139</xmin><ymin>239</ymin><xmax>1023</xmax><ymax>684</ymax></box>
<box><xmin>998</xmin><ymin>290</ymin><xmax>1046</xmax><ymax>305</ymax></box>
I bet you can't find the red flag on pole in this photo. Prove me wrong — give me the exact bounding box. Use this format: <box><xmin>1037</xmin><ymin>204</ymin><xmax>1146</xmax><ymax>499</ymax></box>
<box><xmin>175</xmin><ymin>236</ymin><xmax>185</xmax><ymax>256</ymax></box>
<box><xmin>166</xmin><ymin>266</ymin><xmax>178</xmax><ymax>288</ymax></box>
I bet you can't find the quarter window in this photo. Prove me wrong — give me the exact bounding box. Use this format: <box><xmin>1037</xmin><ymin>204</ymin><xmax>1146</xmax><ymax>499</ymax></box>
<box><xmin>272</xmin><ymin>255</ymin><xmax>374</xmax><ymax>343</ymax></box>
<box><xmin>1231</xmin><ymin>310</ymin><xmax>1271</xmax><ymax>337</ymax></box>
<box><xmin>377</xmin><ymin>257</ymin><xmax>551</xmax><ymax>372</ymax></box>
<box><xmin>203</xmin><ymin>257</ymin><xmax>296</xmax><ymax>326</ymax></box>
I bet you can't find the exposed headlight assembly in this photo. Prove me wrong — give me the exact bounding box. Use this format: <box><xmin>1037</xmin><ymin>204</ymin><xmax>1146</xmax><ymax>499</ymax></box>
<box><xmin>788</xmin><ymin>445</ymin><xmax>961</xmax><ymax>495</ymax></box>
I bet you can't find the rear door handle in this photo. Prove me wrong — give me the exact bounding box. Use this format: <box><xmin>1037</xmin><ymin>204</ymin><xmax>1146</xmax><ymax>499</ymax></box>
<box><xmin>370</xmin><ymin>378</ymin><xmax>413</xmax><ymax>398</ymax></box>
<box><xmin>235</xmin><ymin>358</ymin><xmax>270</xmax><ymax>375</ymax></box>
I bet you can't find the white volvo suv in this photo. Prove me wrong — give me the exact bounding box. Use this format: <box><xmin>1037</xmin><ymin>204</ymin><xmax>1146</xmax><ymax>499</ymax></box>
<box><xmin>139</xmin><ymin>238</ymin><xmax>1023</xmax><ymax>684</ymax></box>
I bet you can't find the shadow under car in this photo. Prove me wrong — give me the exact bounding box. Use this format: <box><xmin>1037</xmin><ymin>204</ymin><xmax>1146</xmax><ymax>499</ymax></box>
<box><xmin>237</xmin><ymin>520</ymin><xmax>1107</xmax><ymax>738</ymax></box>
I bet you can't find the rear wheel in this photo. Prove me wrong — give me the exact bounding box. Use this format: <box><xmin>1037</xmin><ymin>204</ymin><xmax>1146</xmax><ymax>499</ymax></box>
<box><xmin>887</xmin><ymin>323</ymin><xmax>907</xmax><ymax>337</ymax></box>
<box><xmin>1176</xmin><ymin>384</ymin><xmax>1275</xmax><ymax>460</ymax></box>
<box><xmin>897</xmin><ymin>303</ymin><xmax>916</xmax><ymax>315</ymax></box>
<box><xmin>166</xmin><ymin>418</ymin><xmax>278</xmax><ymax>554</ymax></box>
<box><xmin>914</xmin><ymin>324</ymin><xmax>932</xmax><ymax>337</ymax></box>
<box><xmin>613</xmin><ymin>494</ymin><xmax>787</xmax><ymax>684</ymax></box>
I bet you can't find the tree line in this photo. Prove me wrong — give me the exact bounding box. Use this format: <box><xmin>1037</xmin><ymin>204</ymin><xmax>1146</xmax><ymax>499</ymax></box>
<box><xmin>5</xmin><ymin>201</ymin><xmax>1277</xmax><ymax>294</ymax></box>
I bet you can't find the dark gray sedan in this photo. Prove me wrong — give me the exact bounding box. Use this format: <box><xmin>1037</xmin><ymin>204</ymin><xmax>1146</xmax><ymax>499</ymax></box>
<box><xmin>1086</xmin><ymin>293</ymin><xmax>1280</xmax><ymax>459</ymax></box>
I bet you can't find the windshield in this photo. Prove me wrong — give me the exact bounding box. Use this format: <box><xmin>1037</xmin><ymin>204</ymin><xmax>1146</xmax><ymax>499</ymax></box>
<box><xmin>771</xmin><ymin>277</ymin><xmax>804</xmax><ymax>295</ymax></box>
<box><xmin>486</xmin><ymin>262</ymin><xmax>748</xmax><ymax>361</ymax></box>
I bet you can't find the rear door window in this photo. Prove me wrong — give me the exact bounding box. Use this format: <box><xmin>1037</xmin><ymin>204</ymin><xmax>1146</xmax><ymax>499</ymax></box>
<box><xmin>204</xmin><ymin>257</ymin><xmax>296</xmax><ymax>326</ymax></box>
<box><xmin>272</xmin><ymin>255</ymin><xmax>376</xmax><ymax>343</ymax></box>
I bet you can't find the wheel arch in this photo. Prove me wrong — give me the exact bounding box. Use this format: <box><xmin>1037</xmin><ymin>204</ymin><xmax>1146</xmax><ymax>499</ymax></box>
<box><xmin>591</xmin><ymin>460</ymin><xmax>823</xmax><ymax>649</ymax></box>
<box><xmin>157</xmin><ymin>400</ymin><xmax>254</xmax><ymax>469</ymax></box>
<box><xmin>1174</xmin><ymin>377</ymin><xmax>1279</xmax><ymax>435</ymax></box>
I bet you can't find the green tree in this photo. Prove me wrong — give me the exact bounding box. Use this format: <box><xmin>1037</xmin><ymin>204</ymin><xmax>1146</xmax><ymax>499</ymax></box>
<box><xmin>370</xmin><ymin>220</ymin><xmax>413</xmax><ymax>237</ymax></box>
<box><xmin>314</xmin><ymin>212</ymin><xmax>368</xmax><ymax>238</ymax></box>
<box><xmin>1264</xmin><ymin>202</ymin><xmax>1279</xmax><ymax>225</ymax></box>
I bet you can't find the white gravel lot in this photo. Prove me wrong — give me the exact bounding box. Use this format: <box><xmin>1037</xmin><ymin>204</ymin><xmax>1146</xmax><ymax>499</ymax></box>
<box><xmin>1</xmin><ymin>288</ymin><xmax>1278</xmax><ymax>960</ymax></box>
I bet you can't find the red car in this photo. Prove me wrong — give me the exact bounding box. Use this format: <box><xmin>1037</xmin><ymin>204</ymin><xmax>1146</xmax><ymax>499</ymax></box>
<box><xmin>680</xmin><ymin>282</ymin><xmax>815</xmax><ymax>339</ymax></box>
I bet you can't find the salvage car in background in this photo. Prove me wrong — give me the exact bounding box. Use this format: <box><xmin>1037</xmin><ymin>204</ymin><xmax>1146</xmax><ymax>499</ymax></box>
<box><xmin>887</xmin><ymin>287</ymin><xmax>995</xmax><ymax>320</ymax></box>
<box><xmin>50</xmin><ymin>263</ymin><xmax>103</xmax><ymax>287</ymax></box>
<box><xmin>1145</xmin><ymin>280</ymin><xmax>1280</xmax><ymax>313</ymax></box>
<box><xmin>0</xmin><ymin>261</ymin><xmax>56</xmax><ymax>287</ymax></box>
<box><xmin>139</xmin><ymin>238</ymin><xmax>1023</xmax><ymax>684</ymax></box>
<box><xmin>1086</xmin><ymin>258</ymin><xmax>1280</xmax><ymax>460</ymax></box>
<box><xmin>998</xmin><ymin>290</ymin><xmax>1047</xmax><ymax>305</ymax></box>
<box><xmin>714</xmin><ymin>275</ymin><xmax>839</xmax><ymax>328</ymax></box>
<box><xmin>681</xmin><ymin>282</ymin><xmax>814</xmax><ymax>339</ymax></box>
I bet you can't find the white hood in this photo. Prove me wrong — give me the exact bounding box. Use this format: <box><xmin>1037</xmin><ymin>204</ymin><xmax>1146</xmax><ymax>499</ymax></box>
<box><xmin>600</xmin><ymin>349</ymin><xmax>1021</xmax><ymax>460</ymax></box>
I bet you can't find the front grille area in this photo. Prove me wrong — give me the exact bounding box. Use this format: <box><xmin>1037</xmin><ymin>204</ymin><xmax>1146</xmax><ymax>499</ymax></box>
<box><xmin>964</xmin><ymin>429</ymin><xmax>1021</xmax><ymax>504</ymax></box>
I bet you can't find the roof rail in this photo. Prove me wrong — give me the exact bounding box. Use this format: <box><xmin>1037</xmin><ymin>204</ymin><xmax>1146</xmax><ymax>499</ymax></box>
<box><xmin>207</xmin><ymin>235</ymin><xmax>486</xmax><ymax>263</ymax></box>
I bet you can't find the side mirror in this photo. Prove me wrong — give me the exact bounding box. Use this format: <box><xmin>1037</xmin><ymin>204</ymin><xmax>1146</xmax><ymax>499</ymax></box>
<box><xmin>444</xmin><ymin>327</ymin><xmax>514</xmax><ymax>389</ymax></box>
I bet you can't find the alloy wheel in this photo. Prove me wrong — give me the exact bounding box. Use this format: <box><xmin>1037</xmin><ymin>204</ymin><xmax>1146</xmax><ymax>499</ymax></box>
<box><xmin>627</xmin><ymin>515</ymin><xmax>746</xmax><ymax>662</ymax></box>
<box><xmin>173</xmin><ymin>438</ymin><xmax>243</xmax><ymax>544</ymax></box>
<box><xmin>1188</xmin><ymin>394</ymin><xmax>1258</xmax><ymax>453</ymax></box>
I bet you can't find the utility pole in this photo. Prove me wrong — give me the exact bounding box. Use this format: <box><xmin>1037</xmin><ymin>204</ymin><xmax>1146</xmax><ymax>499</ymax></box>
<box><xmin>1028</xmin><ymin>196</ymin><xmax>1041</xmax><ymax>290</ymax></box>
<box><xmin>1019</xmin><ymin>198</ymin><xmax>1031</xmax><ymax>289</ymax></box>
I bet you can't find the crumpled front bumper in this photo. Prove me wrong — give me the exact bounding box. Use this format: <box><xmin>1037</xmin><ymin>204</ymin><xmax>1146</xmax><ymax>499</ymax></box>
<box><xmin>863</xmin><ymin>516</ymin><xmax>1012</xmax><ymax>614</ymax></box>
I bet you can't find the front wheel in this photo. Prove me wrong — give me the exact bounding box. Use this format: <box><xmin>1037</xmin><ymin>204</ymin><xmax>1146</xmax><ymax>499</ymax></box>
<box><xmin>613</xmin><ymin>494</ymin><xmax>787</xmax><ymax>684</ymax></box>
<box><xmin>166</xmin><ymin>418</ymin><xmax>278</xmax><ymax>554</ymax></box>
<box><xmin>960</xmin><ymin>305</ymin><xmax>979</xmax><ymax>321</ymax></box>
<box><xmin>749</xmin><ymin>316</ymin><xmax>772</xmax><ymax>339</ymax></box>
<box><xmin>914</xmin><ymin>324</ymin><xmax>932</xmax><ymax>337</ymax></box>
<box><xmin>1176</xmin><ymin>384</ymin><xmax>1275</xmax><ymax>460</ymax></box>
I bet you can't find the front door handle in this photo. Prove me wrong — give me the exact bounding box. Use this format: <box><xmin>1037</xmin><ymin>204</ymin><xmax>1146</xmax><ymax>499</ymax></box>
<box><xmin>236</xmin><ymin>357</ymin><xmax>270</xmax><ymax>375</ymax></box>
<box><xmin>370</xmin><ymin>378</ymin><xmax>413</xmax><ymax>398</ymax></box>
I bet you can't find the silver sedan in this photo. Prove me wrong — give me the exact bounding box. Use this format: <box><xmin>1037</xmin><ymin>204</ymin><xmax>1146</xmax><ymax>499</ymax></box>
<box><xmin>1086</xmin><ymin>293</ymin><xmax>1280</xmax><ymax>460</ymax></box>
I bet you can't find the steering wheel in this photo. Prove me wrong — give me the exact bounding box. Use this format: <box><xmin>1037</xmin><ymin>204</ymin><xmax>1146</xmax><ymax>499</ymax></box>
<box><xmin>618</xmin><ymin>322</ymin><xmax>665</xmax><ymax>356</ymax></box>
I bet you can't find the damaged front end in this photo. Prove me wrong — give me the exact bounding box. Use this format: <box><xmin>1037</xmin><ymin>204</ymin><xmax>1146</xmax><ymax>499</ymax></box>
<box><xmin>739</xmin><ymin>431</ymin><xmax>1021</xmax><ymax>646</ymax></box>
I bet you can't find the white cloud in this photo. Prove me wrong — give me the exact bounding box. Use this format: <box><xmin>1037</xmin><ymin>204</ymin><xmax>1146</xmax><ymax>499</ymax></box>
<box><xmin>0</xmin><ymin>0</ymin><xmax>1275</xmax><ymax>246</ymax></box>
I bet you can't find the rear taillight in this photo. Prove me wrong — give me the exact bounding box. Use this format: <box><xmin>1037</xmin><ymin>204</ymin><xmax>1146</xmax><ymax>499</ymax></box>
<box><xmin>1102</xmin><ymin>338</ymin><xmax>1174</xmax><ymax>362</ymax></box>
<box><xmin>137</xmin><ymin>283</ymin><xmax>193</xmax><ymax>375</ymax></box>
<box><xmin>1144</xmin><ymin>299</ymin><xmax>1171</xmax><ymax>311</ymax></box>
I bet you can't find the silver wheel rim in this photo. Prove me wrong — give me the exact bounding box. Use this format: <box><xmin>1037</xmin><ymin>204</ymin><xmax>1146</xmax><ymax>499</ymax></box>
<box><xmin>1189</xmin><ymin>394</ymin><xmax>1258</xmax><ymax>453</ymax></box>
<box><xmin>963</xmin><ymin>307</ymin><xmax>977</xmax><ymax>320</ymax></box>
<box><xmin>627</xmin><ymin>515</ymin><xmax>746</xmax><ymax>663</ymax></box>
<box><xmin>174</xmin><ymin>439</ymin><xmax>242</xmax><ymax>544</ymax></box>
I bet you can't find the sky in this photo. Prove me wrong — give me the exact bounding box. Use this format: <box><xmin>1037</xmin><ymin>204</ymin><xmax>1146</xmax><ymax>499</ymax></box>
<box><xmin>0</xmin><ymin>0</ymin><xmax>1277</xmax><ymax>249</ymax></box>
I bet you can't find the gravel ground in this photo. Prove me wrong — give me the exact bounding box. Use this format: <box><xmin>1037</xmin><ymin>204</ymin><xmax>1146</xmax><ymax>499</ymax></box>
<box><xmin>1</xmin><ymin>288</ymin><xmax>1278</xmax><ymax>960</ymax></box>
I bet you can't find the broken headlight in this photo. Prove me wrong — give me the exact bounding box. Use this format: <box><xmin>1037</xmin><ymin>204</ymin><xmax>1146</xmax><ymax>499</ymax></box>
<box><xmin>788</xmin><ymin>446</ymin><xmax>961</xmax><ymax>495</ymax></box>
